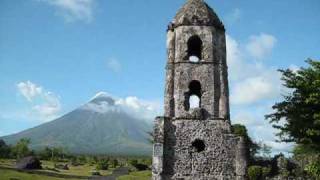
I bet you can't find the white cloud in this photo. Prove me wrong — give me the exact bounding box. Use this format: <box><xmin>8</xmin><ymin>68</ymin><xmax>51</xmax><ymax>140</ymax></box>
<box><xmin>90</xmin><ymin>91</ymin><xmax>113</xmax><ymax>100</ymax></box>
<box><xmin>231</xmin><ymin>72</ymin><xmax>281</xmax><ymax>105</ymax></box>
<box><xmin>115</xmin><ymin>96</ymin><xmax>161</xmax><ymax>121</ymax></box>
<box><xmin>107</xmin><ymin>58</ymin><xmax>122</xmax><ymax>73</ymax></box>
<box><xmin>264</xmin><ymin>141</ymin><xmax>294</xmax><ymax>153</ymax></box>
<box><xmin>246</xmin><ymin>33</ymin><xmax>277</xmax><ymax>60</ymax></box>
<box><xmin>82</xmin><ymin>101</ymin><xmax>118</xmax><ymax>114</ymax></box>
<box><xmin>17</xmin><ymin>81</ymin><xmax>61</xmax><ymax>121</ymax></box>
<box><xmin>81</xmin><ymin>92</ymin><xmax>162</xmax><ymax>123</ymax></box>
<box><xmin>17</xmin><ymin>81</ymin><xmax>43</xmax><ymax>102</ymax></box>
<box><xmin>38</xmin><ymin>0</ymin><xmax>95</xmax><ymax>23</ymax></box>
<box><xmin>227</xmin><ymin>34</ymin><xmax>280</xmax><ymax>105</ymax></box>
<box><xmin>226</xmin><ymin>34</ymin><xmax>246</xmax><ymax>80</ymax></box>
<box><xmin>32</xmin><ymin>92</ymin><xmax>61</xmax><ymax>119</ymax></box>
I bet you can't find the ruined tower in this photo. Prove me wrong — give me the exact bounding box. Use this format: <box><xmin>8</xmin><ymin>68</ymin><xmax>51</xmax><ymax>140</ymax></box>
<box><xmin>152</xmin><ymin>0</ymin><xmax>248</xmax><ymax>179</ymax></box>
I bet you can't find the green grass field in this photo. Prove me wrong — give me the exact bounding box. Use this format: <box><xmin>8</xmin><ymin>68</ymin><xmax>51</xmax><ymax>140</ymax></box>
<box><xmin>0</xmin><ymin>159</ymin><xmax>152</xmax><ymax>180</ymax></box>
<box><xmin>0</xmin><ymin>169</ymin><xmax>80</xmax><ymax>180</ymax></box>
<box><xmin>0</xmin><ymin>159</ymin><xmax>112</xmax><ymax>179</ymax></box>
<box><xmin>117</xmin><ymin>170</ymin><xmax>151</xmax><ymax>180</ymax></box>
<box><xmin>40</xmin><ymin>160</ymin><xmax>113</xmax><ymax>176</ymax></box>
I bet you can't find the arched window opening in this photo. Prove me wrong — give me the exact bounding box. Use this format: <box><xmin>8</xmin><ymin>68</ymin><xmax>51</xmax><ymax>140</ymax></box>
<box><xmin>187</xmin><ymin>35</ymin><xmax>202</xmax><ymax>62</ymax></box>
<box><xmin>184</xmin><ymin>80</ymin><xmax>202</xmax><ymax>111</ymax></box>
<box><xmin>189</xmin><ymin>80</ymin><xmax>201</xmax><ymax>97</ymax></box>
<box><xmin>192</xmin><ymin>139</ymin><xmax>205</xmax><ymax>152</ymax></box>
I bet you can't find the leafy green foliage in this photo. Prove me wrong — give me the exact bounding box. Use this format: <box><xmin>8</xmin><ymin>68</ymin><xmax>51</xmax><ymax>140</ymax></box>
<box><xmin>277</xmin><ymin>155</ymin><xmax>291</xmax><ymax>178</ymax></box>
<box><xmin>141</xmin><ymin>158</ymin><xmax>152</xmax><ymax>167</ymax></box>
<box><xmin>262</xmin><ymin>166</ymin><xmax>272</xmax><ymax>178</ymax></box>
<box><xmin>39</xmin><ymin>146</ymin><xmax>69</xmax><ymax>161</ymax></box>
<box><xmin>128</xmin><ymin>159</ymin><xmax>138</xmax><ymax>167</ymax></box>
<box><xmin>111</xmin><ymin>159</ymin><xmax>118</xmax><ymax>168</ymax></box>
<box><xmin>0</xmin><ymin>139</ymin><xmax>11</xmax><ymax>158</ymax></box>
<box><xmin>128</xmin><ymin>159</ymin><xmax>149</xmax><ymax>171</ymax></box>
<box><xmin>11</xmin><ymin>138</ymin><xmax>32</xmax><ymax>159</ymax></box>
<box><xmin>305</xmin><ymin>156</ymin><xmax>320</xmax><ymax>179</ymax></box>
<box><xmin>96</xmin><ymin>159</ymin><xmax>109</xmax><ymax>170</ymax></box>
<box><xmin>248</xmin><ymin>165</ymin><xmax>263</xmax><ymax>180</ymax></box>
<box><xmin>77</xmin><ymin>155</ymin><xmax>87</xmax><ymax>164</ymax></box>
<box><xmin>248</xmin><ymin>165</ymin><xmax>271</xmax><ymax>180</ymax></box>
<box><xmin>266</xmin><ymin>59</ymin><xmax>320</xmax><ymax>150</ymax></box>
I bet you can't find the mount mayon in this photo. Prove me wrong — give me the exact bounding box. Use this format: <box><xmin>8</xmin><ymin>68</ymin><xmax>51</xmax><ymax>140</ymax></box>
<box><xmin>2</xmin><ymin>92</ymin><xmax>154</xmax><ymax>156</ymax></box>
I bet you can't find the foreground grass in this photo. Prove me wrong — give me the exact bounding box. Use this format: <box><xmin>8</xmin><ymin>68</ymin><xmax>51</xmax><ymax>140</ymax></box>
<box><xmin>41</xmin><ymin>160</ymin><xmax>113</xmax><ymax>176</ymax></box>
<box><xmin>117</xmin><ymin>170</ymin><xmax>151</xmax><ymax>180</ymax></box>
<box><xmin>0</xmin><ymin>159</ymin><xmax>112</xmax><ymax>178</ymax></box>
<box><xmin>0</xmin><ymin>169</ymin><xmax>80</xmax><ymax>180</ymax></box>
<box><xmin>0</xmin><ymin>159</ymin><xmax>151</xmax><ymax>180</ymax></box>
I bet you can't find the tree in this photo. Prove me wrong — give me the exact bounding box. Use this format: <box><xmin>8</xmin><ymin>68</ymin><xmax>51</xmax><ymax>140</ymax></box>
<box><xmin>128</xmin><ymin>159</ymin><xmax>138</xmax><ymax>167</ymax></box>
<box><xmin>111</xmin><ymin>159</ymin><xmax>118</xmax><ymax>168</ymax></box>
<box><xmin>12</xmin><ymin>138</ymin><xmax>31</xmax><ymax>159</ymax></box>
<box><xmin>96</xmin><ymin>159</ymin><xmax>109</xmax><ymax>170</ymax></box>
<box><xmin>0</xmin><ymin>139</ymin><xmax>11</xmax><ymax>158</ymax></box>
<box><xmin>266</xmin><ymin>59</ymin><xmax>320</xmax><ymax>152</ymax></box>
<box><xmin>38</xmin><ymin>147</ymin><xmax>52</xmax><ymax>160</ymax></box>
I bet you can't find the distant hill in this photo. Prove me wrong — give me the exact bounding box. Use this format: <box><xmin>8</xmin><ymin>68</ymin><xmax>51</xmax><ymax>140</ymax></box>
<box><xmin>1</xmin><ymin>93</ymin><xmax>153</xmax><ymax>156</ymax></box>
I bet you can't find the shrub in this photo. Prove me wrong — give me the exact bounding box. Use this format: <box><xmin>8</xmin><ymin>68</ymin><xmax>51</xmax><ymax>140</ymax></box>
<box><xmin>305</xmin><ymin>159</ymin><xmax>320</xmax><ymax>179</ymax></box>
<box><xmin>0</xmin><ymin>139</ymin><xmax>11</xmax><ymax>158</ymax></box>
<box><xmin>134</xmin><ymin>163</ymin><xmax>149</xmax><ymax>171</ymax></box>
<box><xmin>128</xmin><ymin>159</ymin><xmax>138</xmax><ymax>167</ymax></box>
<box><xmin>96</xmin><ymin>159</ymin><xmax>109</xmax><ymax>170</ymax></box>
<box><xmin>111</xmin><ymin>159</ymin><xmax>118</xmax><ymax>168</ymax></box>
<box><xmin>261</xmin><ymin>166</ymin><xmax>271</xmax><ymax>178</ymax></box>
<box><xmin>248</xmin><ymin>165</ymin><xmax>262</xmax><ymax>180</ymax></box>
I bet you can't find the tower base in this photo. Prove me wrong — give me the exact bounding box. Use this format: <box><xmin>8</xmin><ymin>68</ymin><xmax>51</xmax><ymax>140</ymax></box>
<box><xmin>152</xmin><ymin>117</ymin><xmax>248</xmax><ymax>180</ymax></box>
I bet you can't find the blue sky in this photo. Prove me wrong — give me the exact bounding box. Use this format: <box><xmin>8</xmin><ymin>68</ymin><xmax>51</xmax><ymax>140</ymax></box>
<box><xmin>0</xmin><ymin>0</ymin><xmax>319</xmax><ymax>154</ymax></box>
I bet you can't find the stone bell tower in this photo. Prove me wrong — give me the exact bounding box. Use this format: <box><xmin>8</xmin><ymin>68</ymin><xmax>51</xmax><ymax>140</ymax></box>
<box><xmin>152</xmin><ymin>0</ymin><xmax>248</xmax><ymax>179</ymax></box>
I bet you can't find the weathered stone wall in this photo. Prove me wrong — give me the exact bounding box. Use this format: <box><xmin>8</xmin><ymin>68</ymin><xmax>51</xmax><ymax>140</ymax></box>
<box><xmin>153</xmin><ymin>117</ymin><xmax>247</xmax><ymax>180</ymax></box>
<box><xmin>164</xmin><ymin>30</ymin><xmax>176</xmax><ymax>118</ymax></box>
<box><xmin>152</xmin><ymin>117</ymin><xmax>165</xmax><ymax>180</ymax></box>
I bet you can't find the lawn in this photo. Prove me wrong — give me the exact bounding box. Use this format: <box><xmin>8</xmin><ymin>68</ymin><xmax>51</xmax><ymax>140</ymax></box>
<box><xmin>0</xmin><ymin>169</ymin><xmax>80</xmax><ymax>180</ymax></box>
<box><xmin>0</xmin><ymin>159</ymin><xmax>152</xmax><ymax>180</ymax></box>
<box><xmin>0</xmin><ymin>159</ymin><xmax>113</xmax><ymax>179</ymax></box>
<box><xmin>40</xmin><ymin>160</ymin><xmax>113</xmax><ymax>176</ymax></box>
<box><xmin>117</xmin><ymin>170</ymin><xmax>151</xmax><ymax>180</ymax></box>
